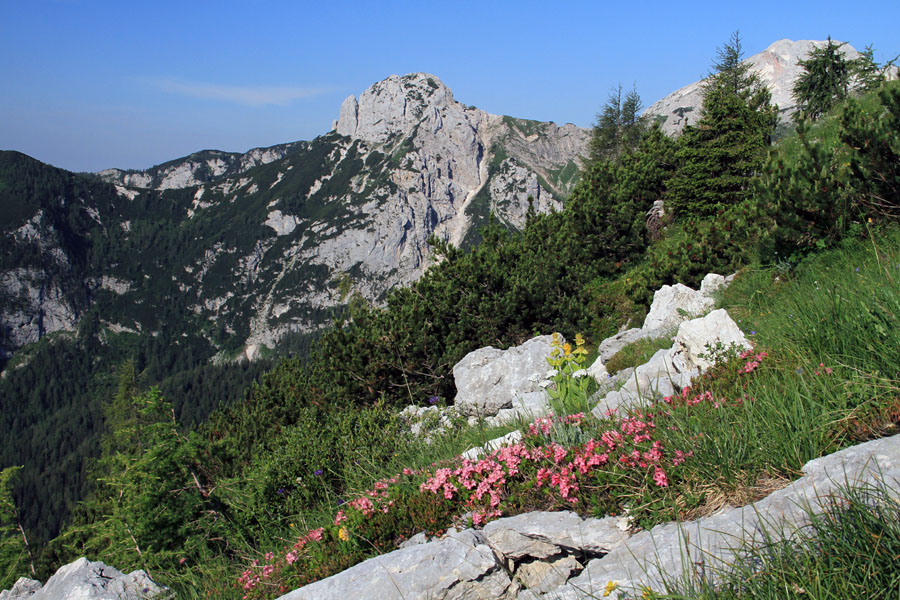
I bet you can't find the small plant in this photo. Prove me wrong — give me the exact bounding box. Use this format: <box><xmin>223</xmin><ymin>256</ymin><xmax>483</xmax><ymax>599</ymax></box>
<box><xmin>546</xmin><ymin>333</ymin><xmax>593</xmax><ymax>415</ymax></box>
<box><xmin>605</xmin><ymin>336</ymin><xmax>675</xmax><ymax>375</ymax></box>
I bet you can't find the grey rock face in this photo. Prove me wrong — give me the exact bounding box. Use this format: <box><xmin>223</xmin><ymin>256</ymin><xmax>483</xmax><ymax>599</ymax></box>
<box><xmin>0</xmin><ymin>577</ymin><xmax>41</xmax><ymax>600</ymax></box>
<box><xmin>277</xmin><ymin>530</ymin><xmax>516</xmax><ymax>600</ymax></box>
<box><xmin>453</xmin><ymin>335</ymin><xmax>556</xmax><ymax>417</ymax></box>
<box><xmin>1</xmin><ymin>557</ymin><xmax>168</xmax><ymax>600</ymax></box>
<box><xmin>645</xmin><ymin>39</ymin><xmax>862</xmax><ymax>135</ymax></box>
<box><xmin>98</xmin><ymin>144</ymin><xmax>306</xmax><ymax>190</ymax></box>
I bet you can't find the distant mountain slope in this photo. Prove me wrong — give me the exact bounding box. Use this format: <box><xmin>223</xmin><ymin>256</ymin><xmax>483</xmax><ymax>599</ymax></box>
<box><xmin>3</xmin><ymin>73</ymin><xmax>588</xmax><ymax>364</ymax></box>
<box><xmin>644</xmin><ymin>39</ymin><xmax>862</xmax><ymax>134</ymax></box>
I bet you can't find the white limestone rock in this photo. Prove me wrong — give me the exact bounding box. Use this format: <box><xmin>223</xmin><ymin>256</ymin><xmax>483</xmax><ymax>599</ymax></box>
<box><xmin>514</xmin><ymin>555</ymin><xmax>582</xmax><ymax>594</ymax></box>
<box><xmin>483</xmin><ymin>511</ymin><xmax>626</xmax><ymax>559</ymax></box>
<box><xmin>277</xmin><ymin>530</ymin><xmax>515</xmax><ymax>600</ymax></box>
<box><xmin>668</xmin><ymin>308</ymin><xmax>751</xmax><ymax>374</ymax></box>
<box><xmin>642</xmin><ymin>283</ymin><xmax>715</xmax><ymax>333</ymax></box>
<box><xmin>453</xmin><ymin>335</ymin><xmax>557</xmax><ymax>417</ymax></box>
<box><xmin>0</xmin><ymin>557</ymin><xmax>168</xmax><ymax>600</ymax></box>
<box><xmin>485</xmin><ymin>391</ymin><xmax>551</xmax><ymax>428</ymax></box>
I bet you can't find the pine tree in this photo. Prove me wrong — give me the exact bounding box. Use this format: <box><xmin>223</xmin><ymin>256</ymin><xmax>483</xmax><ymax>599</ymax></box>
<box><xmin>668</xmin><ymin>31</ymin><xmax>777</xmax><ymax>219</ymax></box>
<box><xmin>793</xmin><ymin>37</ymin><xmax>853</xmax><ymax>121</ymax></box>
<box><xmin>0</xmin><ymin>466</ymin><xmax>34</xmax><ymax>589</ymax></box>
<box><xmin>793</xmin><ymin>38</ymin><xmax>895</xmax><ymax>122</ymax></box>
<box><xmin>589</xmin><ymin>84</ymin><xmax>648</xmax><ymax>163</ymax></box>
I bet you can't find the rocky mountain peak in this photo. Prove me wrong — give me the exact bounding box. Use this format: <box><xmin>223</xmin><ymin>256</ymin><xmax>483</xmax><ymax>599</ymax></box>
<box><xmin>644</xmin><ymin>39</ymin><xmax>861</xmax><ymax>135</ymax></box>
<box><xmin>334</xmin><ymin>73</ymin><xmax>463</xmax><ymax>143</ymax></box>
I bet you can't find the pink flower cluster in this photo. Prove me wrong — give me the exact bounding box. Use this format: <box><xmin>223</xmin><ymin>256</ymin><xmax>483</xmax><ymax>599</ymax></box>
<box><xmin>417</xmin><ymin>412</ymin><xmax>687</xmax><ymax>512</ymax></box>
<box><xmin>739</xmin><ymin>350</ymin><xmax>768</xmax><ymax>375</ymax></box>
<box><xmin>528</xmin><ymin>413</ymin><xmax>585</xmax><ymax>436</ymax></box>
<box><xmin>814</xmin><ymin>362</ymin><xmax>833</xmax><ymax>376</ymax></box>
<box><xmin>238</xmin><ymin>528</ymin><xmax>325</xmax><ymax>596</ymax></box>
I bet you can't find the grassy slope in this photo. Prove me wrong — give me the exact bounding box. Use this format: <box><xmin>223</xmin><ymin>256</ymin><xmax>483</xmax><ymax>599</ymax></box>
<box><xmin>171</xmin><ymin>226</ymin><xmax>900</xmax><ymax>598</ymax></box>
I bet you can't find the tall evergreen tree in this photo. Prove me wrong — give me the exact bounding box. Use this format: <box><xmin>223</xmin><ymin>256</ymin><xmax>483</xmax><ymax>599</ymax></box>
<box><xmin>0</xmin><ymin>466</ymin><xmax>34</xmax><ymax>589</ymax></box>
<box><xmin>589</xmin><ymin>84</ymin><xmax>648</xmax><ymax>163</ymax></box>
<box><xmin>793</xmin><ymin>37</ymin><xmax>854</xmax><ymax>121</ymax></box>
<box><xmin>668</xmin><ymin>31</ymin><xmax>777</xmax><ymax>219</ymax></box>
<box><xmin>793</xmin><ymin>38</ymin><xmax>895</xmax><ymax>122</ymax></box>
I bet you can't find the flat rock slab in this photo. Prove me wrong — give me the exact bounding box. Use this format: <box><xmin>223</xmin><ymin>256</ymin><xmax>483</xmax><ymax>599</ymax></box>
<box><xmin>545</xmin><ymin>433</ymin><xmax>900</xmax><ymax>599</ymax></box>
<box><xmin>483</xmin><ymin>511</ymin><xmax>626</xmax><ymax>559</ymax></box>
<box><xmin>277</xmin><ymin>530</ymin><xmax>515</xmax><ymax>600</ymax></box>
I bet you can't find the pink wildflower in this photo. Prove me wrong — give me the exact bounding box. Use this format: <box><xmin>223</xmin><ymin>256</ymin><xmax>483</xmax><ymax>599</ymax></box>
<box><xmin>653</xmin><ymin>467</ymin><xmax>669</xmax><ymax>487</ymax></box>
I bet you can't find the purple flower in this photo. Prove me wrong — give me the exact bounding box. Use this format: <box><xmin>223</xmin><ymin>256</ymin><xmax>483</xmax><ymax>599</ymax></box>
<box><xmin>314</xmin><ymin>469</ymin><xmax>324</xmax><ymax>476</ymax></box>
<box><xmin>428</xmin><ymin>395</ymin><xmax>439</xmax><ymax>405</ymax></box>
<box><xmin>277</xmin><ymin>488</ymin><xmax>286</xmax><ymax>495</ymax></box>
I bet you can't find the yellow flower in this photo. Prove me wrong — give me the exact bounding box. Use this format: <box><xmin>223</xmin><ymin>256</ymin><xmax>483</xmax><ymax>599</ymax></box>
<box><xmin>289</xmin><ymin>523</ymin><xmax>294</xmax><ymax>528</ymax></box>
<box><xmin>338</xmin><ymin>526</ymin><xmax>350</xmax><ymax>541</ymax></box>
<box><xmin>563</xmin><ymin>343</ymin><xmax>572</xmax><ymax>356</ymax></box>
<box><xmin>642</xmin><ymin>586</ymin><xmax>653</xmax><ymax>599</ymax></box>
<box><xmin>603</xmin><ymin>581</ymin><xmax>618</xmax><ymax>597</ymax></box>
<box><xmin>575</xmin><ymin>333</ymin><xmax>585</xmax><ymax>347</ymax></box>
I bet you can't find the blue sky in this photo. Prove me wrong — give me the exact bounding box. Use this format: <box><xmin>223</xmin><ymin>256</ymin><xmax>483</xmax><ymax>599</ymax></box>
<box><xmin>2</xmin><ymin>0</ymin><xmax>898</xmax><ymax>173</ymax></box>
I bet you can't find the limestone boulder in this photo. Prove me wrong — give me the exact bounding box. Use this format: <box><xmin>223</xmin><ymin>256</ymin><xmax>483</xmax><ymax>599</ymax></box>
<box><xmin>277</xmin><ymin>530</ymin><xmax>515</xmax><ymax>600</ymax></box>
<box><xmin>453</xmin><ymin>335</ymin><xmax>556</xmax><ymax>417</ymax></box>
<box><xmin>0</xmin><ymin>558</ymin><xmax>168</xmax><ymax>600</ymax></box>
<box><xmin>642</xmin><ymin>283</ymin><xmax>715</xmax><ymax>333</ymax></box>
<box><xmin>668</xmin><ymin>308</ymin><xmax>751</xmax><ymax>373</ymax></box>
<box><xmin>482</xmin><ymin>511</ymin><xmax>626</xmax><ymax>559</ymax></box>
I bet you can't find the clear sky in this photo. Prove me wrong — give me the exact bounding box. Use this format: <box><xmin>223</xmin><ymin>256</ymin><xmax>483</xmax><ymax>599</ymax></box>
<box><xmin>2</xmin><ymin>0</ymin><xmax>898</xmax><ymax>173</ymax></box>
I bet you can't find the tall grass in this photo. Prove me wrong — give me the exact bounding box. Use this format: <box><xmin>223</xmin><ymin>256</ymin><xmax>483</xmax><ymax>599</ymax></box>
<box><xmin>665</xmin><ymin>478</ymin><xmax>900</xmax><ymax>599</ymax></box>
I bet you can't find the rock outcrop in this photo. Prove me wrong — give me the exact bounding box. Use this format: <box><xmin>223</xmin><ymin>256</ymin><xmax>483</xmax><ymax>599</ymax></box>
<box><xmin>453</xmin><ymin>335</ymin><xmax>557</xmax><ymax>417</ymax></box>
<box><xmin>644</xmin><ymin>39</ymin><xmax>862</xmax><ymax>135</ymax></box>
<box><xmin>0</xmin><ymin>557</ymin><xmax>168</xmax><ymax>600</ymax></box>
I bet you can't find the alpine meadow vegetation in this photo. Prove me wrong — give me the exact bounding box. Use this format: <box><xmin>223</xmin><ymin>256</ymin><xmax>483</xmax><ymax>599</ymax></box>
<box><xmin>1</xmin><ymin>34</ymin><xmax>899</xmax><ymax>599</ymax></box>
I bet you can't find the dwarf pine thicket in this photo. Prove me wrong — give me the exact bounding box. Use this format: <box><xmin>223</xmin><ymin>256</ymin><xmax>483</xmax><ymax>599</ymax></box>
<box><xmin>1</xmin><ymin>36</ymin><xmax>899</xmax><ymax>597</ymax></box>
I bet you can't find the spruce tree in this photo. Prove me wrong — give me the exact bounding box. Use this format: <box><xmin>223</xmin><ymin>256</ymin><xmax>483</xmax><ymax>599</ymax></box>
<box><xmin>793</xmin><ymin>38</ymin><xmax>894</xmax><ymax>122</ymax></box>
<box><xmin>793</xmin><ymin>37</ymin><xmax>853</xmax><ymax>121</ymax></box>
<box><xmin>0</xmin><ymin>467</ymin><xmax>34</xmax><ymax>589</ymax></box>
<box><xmin>668</xmin><ymin>31</ymin><xmax>777</xmax><ymax>219</ymax></box>
<box><xmin>589</xmin><ymin>84</ymin><xmax>648</xmax><ymax>163</ymax></box>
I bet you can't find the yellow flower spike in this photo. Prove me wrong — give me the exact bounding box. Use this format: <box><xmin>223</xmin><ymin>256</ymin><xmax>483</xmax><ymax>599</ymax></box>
<box><xmin>338</xmin><ymin>526</ymin><xmax>350</xmax><ymax>541</ymax></box>
<box><xmin>603</xmin><ymin>581</ymin><xmax>618</xmax><ymax>597</ymax></box>
<box><xmin>563</xmin><ymin>343</ymin><xmax>572</xmax><ymax>356</ymax></box>
<box><xmin>575</xmin><ymin>333</ymin><xmax>585</xmax><ymax>347</ymax></box>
